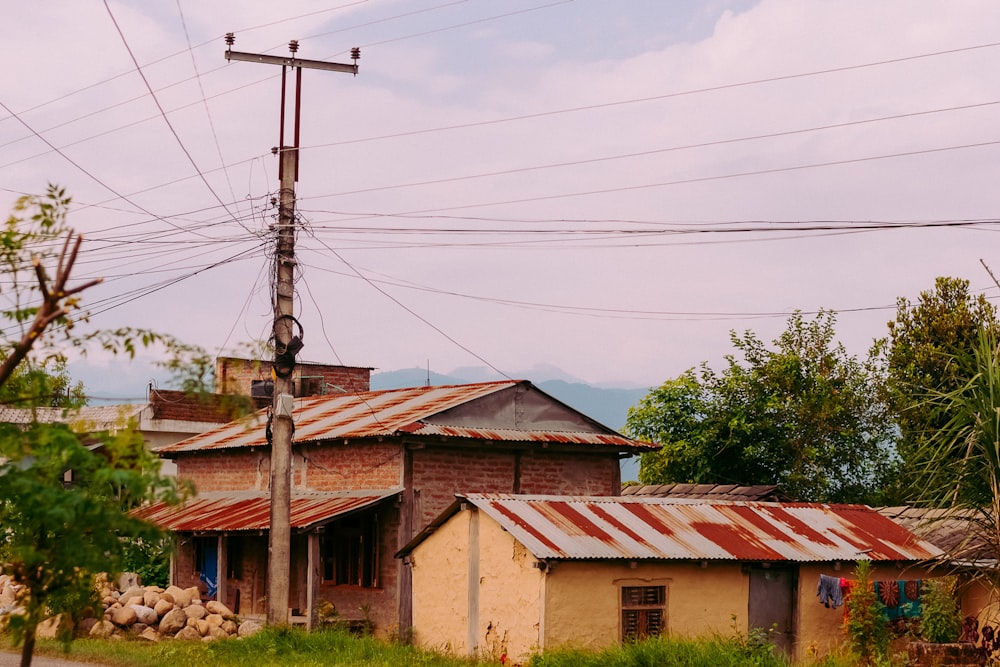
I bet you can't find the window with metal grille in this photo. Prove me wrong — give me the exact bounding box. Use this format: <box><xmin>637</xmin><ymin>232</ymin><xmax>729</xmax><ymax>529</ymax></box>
<box><xmin>621</xmin><ymin>585</ymin><xmax>666</xmax><ymax>640</ymax></box>
<box><xmin>321</xmin><ymin>511</ymin><xmax>379</xmax><ymax>588</ymax></box>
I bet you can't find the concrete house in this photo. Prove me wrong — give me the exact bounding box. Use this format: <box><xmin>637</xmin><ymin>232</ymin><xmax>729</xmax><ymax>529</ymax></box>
<box><xmin>397</xmin><ymin>494</ymin><xmax>943</xmax><ymax>664</ymax></box>
<box><xmin>134</xmin><ymin>380</ymin><xmax>653</xmax><ymax>633</ymax></box>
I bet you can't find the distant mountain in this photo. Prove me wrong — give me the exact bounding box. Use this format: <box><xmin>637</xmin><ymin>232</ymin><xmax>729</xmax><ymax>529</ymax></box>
<box><xmin>371</xmin><ymin>367</ymin><xmax>651</xmax><ymax>483</ymax></box>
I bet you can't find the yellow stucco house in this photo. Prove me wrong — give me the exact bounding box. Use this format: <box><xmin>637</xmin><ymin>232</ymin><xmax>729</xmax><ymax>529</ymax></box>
<box><xmin>397</xmin><ymin>494</ymin><xmax>944</xmax><ymax>664</ymax></box>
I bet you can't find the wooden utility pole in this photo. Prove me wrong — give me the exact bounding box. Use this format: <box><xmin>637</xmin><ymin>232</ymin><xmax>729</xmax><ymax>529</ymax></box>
<box><xmin>224</xmin><ymin>34</ymin><xmax>358</xmax><ymax>626</ymax></box>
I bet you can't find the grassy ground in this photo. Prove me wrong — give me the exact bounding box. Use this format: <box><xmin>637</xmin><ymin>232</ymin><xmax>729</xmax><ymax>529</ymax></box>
<box><xmin>2</xmin><ymin>627</ymin><xmax>878</xmax><ymax>667</ymax></box>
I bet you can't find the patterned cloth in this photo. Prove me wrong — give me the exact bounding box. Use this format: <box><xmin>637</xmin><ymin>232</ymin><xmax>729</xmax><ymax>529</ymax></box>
<box><xmin>874</xmin><ymin>579</ymin><xmax>921</xmax><ymax>620</ymax></box>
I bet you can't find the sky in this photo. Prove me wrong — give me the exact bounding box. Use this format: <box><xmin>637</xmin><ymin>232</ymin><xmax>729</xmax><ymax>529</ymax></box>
<box><xmin>2</xmin><ymin>0</ymin><xmax>1000</xmax><ymax>400</ymax></box>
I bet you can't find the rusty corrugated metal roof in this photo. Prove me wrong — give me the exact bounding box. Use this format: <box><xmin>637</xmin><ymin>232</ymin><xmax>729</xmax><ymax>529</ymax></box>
<box><xmin>621</xmin><ymin>483</ymin><xmax>789</xmax><ymax>501</ymax></box>
<box><xmin>449</xmin><ymin>494</ymin><xmax>943</xmax><ymax>563</ymax></box>
<box><xmin>133</xmin><ymin>489</ymin><xmax>400</xmax><ymax>532</ymax></box>
<box><xmin>157</xmin><ymin>381</ymin><xmax>654</xmax><ymax>455</ymax></box>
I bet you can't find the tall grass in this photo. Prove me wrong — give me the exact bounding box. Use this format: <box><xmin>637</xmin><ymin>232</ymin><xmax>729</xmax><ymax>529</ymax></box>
<box><xmin>4</xmin><ymin>627</ymin><xmax>872</xmax><ymax>667</ymax></box>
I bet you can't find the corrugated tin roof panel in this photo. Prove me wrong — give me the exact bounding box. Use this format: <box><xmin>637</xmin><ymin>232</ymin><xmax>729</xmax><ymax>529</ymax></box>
<box><xmin>462</xmin><ymin>494</ymin><xmax>943</xmax><ymax>563</ymax></box>
<box><xmin>133</xmin><ymin>489</ymin><xmax>400</xmax><ymax>532</ymax></box>
<box><xmin>157</xmin><ymin>381</ymin><xmax>654</xmax><ymax>454</ymax></box>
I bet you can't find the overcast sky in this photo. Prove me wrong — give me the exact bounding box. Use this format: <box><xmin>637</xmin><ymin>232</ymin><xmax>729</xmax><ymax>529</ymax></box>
<box><xmin>2</xmin><ymin>0</ymin><xmax>1000</xmax><ymax>398</ymax></box>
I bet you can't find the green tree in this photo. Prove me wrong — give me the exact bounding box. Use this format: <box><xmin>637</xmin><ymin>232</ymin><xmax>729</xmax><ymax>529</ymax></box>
<box><xmin>0</xmin><ymin>358</ymin><xmax>86</xmax><ymax>408</ymax></box>
<box><xmin>0</xmin><ymin>187</ymin><xmax>182</xmax><ymax>667</ymax></box>
<box><xmin>626</xmin><ymin>311</ymin><xmax>897</xmax><ymax>503</ymax></box>
<box><xmin>880</xmin><ymin>276</ymin><xmax>999</xmax><ymax>502</ymax></box>
<box><xmin>909</xmin><ymin>328</ymin><xmax>1000</xmax><ymax>571</ymax></box>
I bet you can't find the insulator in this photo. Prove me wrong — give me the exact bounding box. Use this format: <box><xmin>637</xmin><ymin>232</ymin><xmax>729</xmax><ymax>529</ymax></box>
<box><xmin>225</xmin><ymin>32</ymin><xmax>235</xmax><ymax>46</ymax></box>
<box><xmin>351</xmin><ymin>47</ymin><xmax>361</xmax><ymax>60</ymax></box>
<box><xmin>288</xmin><ymin>40</ymin><xmax>299</xmax><ymax>53</ymax></box>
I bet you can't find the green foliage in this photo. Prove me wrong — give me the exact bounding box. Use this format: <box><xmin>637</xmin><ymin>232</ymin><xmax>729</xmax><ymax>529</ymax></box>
<box><xmin>120</xmin><ymin>535</ymin><xmax>173</xmax><ymax>589</ymax></box>
<box><xmin>528</xmin><ymin>633</ymin><xmax>791</xmax><ymax>667</ymax></box>
<box><xmin>906</xmin><ymin>327</ymin><xmax>1000</xmax><ymax>572</ymax></box>
<box><xmin>880</xmin><ymin>276</ymin><xmax>1000</xmax><ymax>503</ymax></box>
<box><xmin>920</xmin><ymin>577</ymin><xmax>962</xmax><ymax>643</ymax></box>
<box><xmin>627</xmin><ymin>310</ymin><xmax>897</xmax><ymax>503</ymax></box>
<box><xmin>844</xmin><ymin>561</ymin><xmax>889</xmax><ymax>666</ymax></box>
<box><xmin>0</xmin><ymin>357</ymin><xmax>86</xmax><ymax>408</ymax></box>
<box><xmin>0</xmin><ymin>421</ymin><xmax>183</xmax><ymax>650</ymax></box>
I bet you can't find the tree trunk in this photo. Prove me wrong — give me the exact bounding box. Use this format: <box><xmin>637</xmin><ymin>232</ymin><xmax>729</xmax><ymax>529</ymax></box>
<box><xmin>20</xmin><ymin>625</ymin><xmax>35</xmax><ymax>667</ymax></box>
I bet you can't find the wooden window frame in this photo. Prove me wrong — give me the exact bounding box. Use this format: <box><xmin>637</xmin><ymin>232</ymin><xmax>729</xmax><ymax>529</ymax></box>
<box><xmin>321</xmin><ymin>510</ymin><xmax>380</xmax><ymax>588</ymax></box>
<box><xmin>620</xmin><ymin>584</ymin><xmax>666</xmax><ymax>641</ymax></box>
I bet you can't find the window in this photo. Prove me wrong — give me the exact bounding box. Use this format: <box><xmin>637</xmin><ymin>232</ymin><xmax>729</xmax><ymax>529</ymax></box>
<box><xmin>621</xmin><ymin>585</ymin><xmax>665</xmax><ymax>640</ymax></box>
<box><xmin>322</xmin><ymin>511</ymin><xmax>379</xmax><ymax>588</ymax></box>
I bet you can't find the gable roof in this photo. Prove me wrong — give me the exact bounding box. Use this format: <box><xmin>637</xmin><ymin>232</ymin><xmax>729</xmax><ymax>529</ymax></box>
<box><xmin>157</xmin><ymin>380</ymin><xmax>655</xmax><ymax>456</ymax></box>
<box><xmin>877</xmin><ymin>506</ymin><xmax>992</xmax><ymax>564</ymax></box>
<box><xmin>0</xmin><ymin>404</ymin><xmax>145</xmax><ymax>431</ymax></box>
<box><xmin>622</xmin><ymin>483</ymin><xmax>790</xmax><ymax>502</ymax></box>
<box><xmin>398</xmin><ymin>494</ymin><xmax>942</xmax><ymax>563</ymax></box>
<box><xmin>133</xmin><ymin>488</ymin><xmax>401</xmax><ymax>532</ymax></box>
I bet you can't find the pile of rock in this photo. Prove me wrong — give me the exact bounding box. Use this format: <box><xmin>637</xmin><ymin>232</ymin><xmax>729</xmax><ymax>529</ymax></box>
<box><xmin>1</xmin><ymin>574</ymin><xmax>263</xmax><ymax>642</ymax></box>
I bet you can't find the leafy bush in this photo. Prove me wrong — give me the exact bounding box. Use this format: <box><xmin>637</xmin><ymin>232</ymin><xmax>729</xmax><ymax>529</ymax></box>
<box><xmin>844</xmin><ymin>561</ymin><xmax>889</xmax><ymax>666</ymax></box>
<box><xmin>920</xmin><ymin>577</ymin><xmax>961</xmax><ymax>643</ymax></box>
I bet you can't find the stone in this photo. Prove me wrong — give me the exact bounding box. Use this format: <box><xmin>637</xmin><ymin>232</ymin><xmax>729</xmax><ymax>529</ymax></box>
<box><xmin>184</xmin><ymin>604</ymin><xmax>207</xmax><ymax>620</ymax></box>
<box><xmin>130</xmin><ymin>604</ymin><xmax>157</xmax><ymax>625</ymax></box>
<box><xmin>158</xmin><ymin>608</ymin><xmax>188</xmax><ymax>635</ymax></box>
<box><xmin>208</xmin><ymin>625</ymin><xmax>228</xmax><ymax>640</ymax></box>
<box><xmin>238</xmin><ymin>619</ymin><xmax>264</xmax><ymax>638</ymax></box>
<box><xmin>124</xmin><ymin>595</ymin><xmax>145</xmax><ymax>608</ymax></box>
<box><xmin>159</xmin><ymin>591</ymin><xmax>175</xmax><ymax>605</ymax></box>
<box><xmin>206</xmin><ymin>600</ymin><xmax>234</xmax><ymax>617</ymax></box>
<box><xmin>138</xmin><ymin>627</ymin><xmax>160</xmax><ymax>642</ymax></box>
<box><xmin>175</xmin><ymin>626</ymin><xmax>202</xmax><ymax>641</ymax></box>
<box><xmin>154</xmin><ymin>598</ymin><xmax>174</xmax><ymax>617</ymax></box>
<box><xmin>76</xmin><ymin>618</ymin><xmax>98</xmax><ymax>637</ymax></box>
<box><xmin>221</xmin><ymin>620</ymin><xmax>238</xmax><ymax>635</ymax></box>
<box><xmin>185</xmin><ymin>586</ymin><xmax>202</xmax><ymax>603</ymax></box>
<box><xmin>111</xmin><ymin>606</ymin><xmax>137</xmax><ymax>627</ymax></box>
<box><xmin>164</xmin><ymin>585</ymin><xmax>191</xmax><ymax>608</ymax></box>
<box><xmin>117</xmin><ymin>573</ymin><xmax>141</xmax><ymax>591</ymax></box>
<box><xmin>36</xmin><ymin>615</ymin><xmax>66</xmax><ymax>640</ymax></box>
<box><xmin>120</xmin><ymin>586</ymin><xmax>145</xmax><ymax>604</ymax></box>
<box><xmin>143</xmin><ymin>590</ymin><xmax>160</xmax><ymax>607</ymax></box>
<box><xmin>89</xmin><ymin>620</ymin><xmax>115</xmax><ymax>638</ymax></box>
<box><xmin>195</xmin><ymin>618</ymin><xmax>209</xmax><ymax>636</ymax></box>
<box><xmin>205</xmin><ymin>613</ymin><xmax>224</xmax><ymax>628</ymax></box>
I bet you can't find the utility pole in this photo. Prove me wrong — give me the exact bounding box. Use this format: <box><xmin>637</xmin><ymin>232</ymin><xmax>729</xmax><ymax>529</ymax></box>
<box><xmin>224</xmin><ymin>34</ymin><xmax>359</xmax><ymax>626</ymax></box>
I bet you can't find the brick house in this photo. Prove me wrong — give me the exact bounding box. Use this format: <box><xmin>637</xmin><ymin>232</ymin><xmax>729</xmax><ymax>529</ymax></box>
<box><xmin>135</xmin><ymin>379</ymin><xmax>654</xmax><ymax>633</ymax></box>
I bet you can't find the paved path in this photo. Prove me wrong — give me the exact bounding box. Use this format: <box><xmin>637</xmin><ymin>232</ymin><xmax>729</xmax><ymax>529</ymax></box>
<box><xmin>0</xmin><ymin>649</ymin><xmax>99</xmax><ymax>667</ymax></box>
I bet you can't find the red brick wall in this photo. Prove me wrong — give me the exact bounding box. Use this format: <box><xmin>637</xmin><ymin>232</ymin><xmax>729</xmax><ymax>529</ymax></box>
<box><xmin>410</xmin><ymin>446</ymin><xmax>620</xmax><ymax>530</ymax></box>
<box><xmin>297</xmin><ymin>442</ymin><xmax>402</xmax><ymax>491</ymax></box>
<box><xmin>149</xmin><ymin>389</ymin><xmax>241</xmax><ymax>423</ymax></box>
<box><xmin>215</xmin><ymin>357</ymin><xmax>371</xmax><ymax>397</ymax></box>
<box><xmin>518</xmin><ymin>450</ymin><xmax>619</xmax><ymax>496</ymax></box>
<box><xmin>176</xmin><ymin>450</ymin><xmax>270</xmax><ymax>492</ymax></box>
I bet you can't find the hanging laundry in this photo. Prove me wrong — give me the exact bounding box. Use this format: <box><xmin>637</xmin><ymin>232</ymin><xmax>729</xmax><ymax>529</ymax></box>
<box><xmin>817</xmin><ymin>574</ymin><xmax>844</xmax><ymax>608</ymax></box>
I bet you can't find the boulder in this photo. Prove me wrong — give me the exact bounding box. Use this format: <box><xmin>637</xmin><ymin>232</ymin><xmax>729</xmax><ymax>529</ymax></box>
<box><xmin>89</xmin><ymin>620</ymin><xmax>116</xmax><ymax>638</ymax></box>
<box><xmin>195</xmin><ymin>618</ymin><xmax>209</xmax><ymax>636</ymax></box>
<box><xmin>36</xmin><ymin>615</ymin><xmax>66</xmax><ymax>640</ymax></box>
<box><xmin>221</xmin><ymin>620</ymin><xmax>238</xmax><ymax>635</ymax></box>
<box><xmin>184</xmin><ymin>604</ymin><xmax>207</xmax><ymax>620</ymax></box>
<box><xmin>184</xmin><ymin>586</ymin><xmax>202</xmax><ymax>603</ymax></box>
<box><xmin>164</xmin><ymin>585</ymin><xmax>191</xmax><ymax>608</ymax></box>
<box><xmin>206</xmin><ymin>600</ymin><xmax>234</xmax><ymax>617</ymax></box>
<box><xmin>116</xmin><ymin>573</ymin><xmax>141</xmax><ymax>591</ymax></box>
<box><xmin>138</xmin><ymin>627</ymin><xmax>160</xmax><ymax>642</ymax></box>
<box><xmin>238</xmin><ymin>619</ymin><xmax>264</xmax><ymax>638</ymax></box>
<box><xmin>129</xmin><ymin>604</ymin><xmax>157</xmax><ymax>625</ymax></box>
<box><xmin>158</xmin><ymin>607</ymin><xmax>188</xmax><ymax>635</ymax></box>
<box><xmin>153</xmin><ymin>598</ymin><xmax>174</xmax><ymax>617</ymax></box>
<box><xmin>159</xmin><ymin>591</ymin><xmax>175</xmax><ymax>605</ymax></box>
<box><xmin>111</xmin><ymin>606</ymin><xmax>137</xmax><ymax>627</ymax></box>
<box><xmin>120</xmin><ymin>585</ymin><xmax>145</xmax><ymax>604</ymax></box>
<box><xmin>175</xmin><ymin>626</ymin><xmax>202</xmax><ymax>641</ymax></box>
<box><xmin>143</xmin><ymin>590</ymin><xmax>160</xmax><ymax>607</ymax></box>
<box><xmin>208</xmin><ymin>625</ymin><xmax>228</xmax><ymax>640</ymax></box>
<box><xmin>76</xmin><ymin>618</ymin><xmax>98</xmax><ymax>637</ymax></box>
<box><xmin>205</xmin><ymin>613</ymin><xmax>224</xmax><ymax>628</ymax></box>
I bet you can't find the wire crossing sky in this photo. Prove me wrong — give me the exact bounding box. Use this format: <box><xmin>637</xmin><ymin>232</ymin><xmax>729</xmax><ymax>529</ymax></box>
<box><xmin>2</xmin><ymin>0</ymin><xmax>999</xmax><ymax>393</ymax></box>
